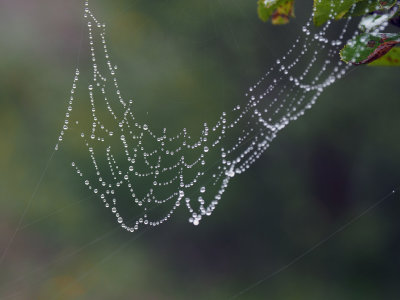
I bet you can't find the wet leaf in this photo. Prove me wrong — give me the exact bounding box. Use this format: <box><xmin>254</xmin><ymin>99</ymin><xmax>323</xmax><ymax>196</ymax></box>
<box><xmin>344</xmin><ymin>0</ymin><xmax>397</xmax><ymax>18</ymax></box>
<box><xmin>368</xmin><ymin>47</ymin><xmax>400</xmax><ymax>65</ymax></box>
<box><xmin>313</xmin><ymin>0</ymin><xmax>397</xmax><ymax>26</ymax></box>
<box><xmin>313</xmin><ymin>0</ymin><xmax>362</xmax><ymax>27</ymax></box>
<box><xmin>340</xmin><ymin>32</ymin><xmax>400</xmax><ymax>65</ymax></box>
<box><xmin>359</xmin><ymin>5</ymin><xmax>398</xmax><ymax>32</ymax></box>
<box><xmin>258</xmin><ymin>0</ymin><xmax>295</xmax><ymax>24</ymax></box>
<box><xmin>271</xmin><ymin>0</ymin><xmax>295</xmax><ymax>25</ymax></box>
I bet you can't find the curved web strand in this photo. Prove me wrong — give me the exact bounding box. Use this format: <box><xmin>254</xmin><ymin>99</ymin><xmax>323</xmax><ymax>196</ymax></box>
<box><xmin>55</xmin><ymin>1</ymin><xmax>369</xmax><ymax>232</ymax></box>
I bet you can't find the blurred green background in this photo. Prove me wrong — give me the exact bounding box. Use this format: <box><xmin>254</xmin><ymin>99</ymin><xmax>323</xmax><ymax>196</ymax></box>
<box><xmin>1</xmin><ymin>0</ymin><xmax>400</xmax><ymax>299</ymax></box>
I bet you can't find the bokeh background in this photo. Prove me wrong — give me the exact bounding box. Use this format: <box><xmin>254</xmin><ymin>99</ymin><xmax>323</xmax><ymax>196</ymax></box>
<box><xmin>1</xmin><ymin>0</ymin><xmax>400</xmax><ymax>299</ymax></box>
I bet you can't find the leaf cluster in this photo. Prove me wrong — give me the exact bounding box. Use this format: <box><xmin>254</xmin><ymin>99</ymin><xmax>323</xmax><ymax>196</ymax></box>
<box><xmin>257</xmin><ymin>0</ymin><xmax>400</xmax><ymax>66</ymax></box>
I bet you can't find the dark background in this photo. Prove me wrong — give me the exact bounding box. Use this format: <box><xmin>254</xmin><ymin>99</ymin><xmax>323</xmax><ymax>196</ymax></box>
<box><xmin>1</xmin><ymin>0</ymin><xmax>399</xmax><ymax>299</ymax></box>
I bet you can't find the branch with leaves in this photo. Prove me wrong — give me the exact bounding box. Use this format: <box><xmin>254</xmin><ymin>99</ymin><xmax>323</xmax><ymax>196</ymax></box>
<box><xmin>257</xmin><ymin>0</ymin><xmax>400</xmax><ymax>66</ymax></box>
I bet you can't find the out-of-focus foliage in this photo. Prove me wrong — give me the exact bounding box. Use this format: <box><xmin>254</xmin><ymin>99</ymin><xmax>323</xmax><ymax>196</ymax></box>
<box><xmin>257</xmin><ymin>0</ymin><xmax>295</xmax><ymax>24</ymax></box>
<box><xmin>271</xmin><ymin>0</ymin><xmax>295</xmax><ymax>24</ymax></box>
<box><xmin>258</xmin><ymin>0</ymin><xmax>400</xmax><ymax>66</ymax></box>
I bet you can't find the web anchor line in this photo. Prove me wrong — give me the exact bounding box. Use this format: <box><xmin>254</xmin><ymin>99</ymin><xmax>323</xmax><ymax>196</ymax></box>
<box><xmin>229</xmin><ymin>188</ymin><xmax>397</xmax><ymax>299</ymax></box>
<box><xmin>55</xmin><ymin>0</ymin><xmax>374</xmax><ymax>232</ymax></box>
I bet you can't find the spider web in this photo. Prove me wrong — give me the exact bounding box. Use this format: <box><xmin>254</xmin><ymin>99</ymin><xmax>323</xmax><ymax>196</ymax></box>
<box><xmin>55</xmin><ymin>0</ymin><xmax>366</xmax><ymax>232</ymax></box>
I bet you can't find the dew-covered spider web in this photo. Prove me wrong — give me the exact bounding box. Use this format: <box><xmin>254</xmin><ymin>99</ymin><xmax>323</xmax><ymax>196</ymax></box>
<box><xmin>54</xmin><ymin>0</ymin><xmax>382</xmax><ymax>233</ymax></box>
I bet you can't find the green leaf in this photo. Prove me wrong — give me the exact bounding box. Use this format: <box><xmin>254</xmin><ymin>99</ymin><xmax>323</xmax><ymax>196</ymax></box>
<box><xmin>258</xmin><ymin>0</ymin><xmax>295</xmax><ymax>24</ymax></box>
<box><xmin>368</xmin><ymin>47</ymin><xmax>400</xmax><ymax>65</ymax></box>
<box><xmin>344</xmin><ymin>0</ymin><xmax>397</xmax><ymax>18</ymax></box>
<box><xmin>340</xmin><ymin>32</ymin><xmax>400</xmax><ymax>65</ymax></box>
<box><xmin>313</xmin><ymin>0</ymin><xmax>362</xmax><ymax>27</ymax></box>
<box><xmin>313</xmin><ymin>0</ymin><xmax>397</xmax><ymax>26</ymax></box>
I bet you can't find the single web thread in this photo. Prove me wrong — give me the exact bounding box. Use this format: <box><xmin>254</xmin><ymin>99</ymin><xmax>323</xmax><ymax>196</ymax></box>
<box><xmin>229</xmin><ymin>189</ymin><xmax>397</xmax><ymax>299</ymax></box>
<box><xmin>54</xmin><ymin>0</ymin><xmax>375</xmax><ymax>233</ymax></box>
<box><xmin>0</xmin><ymin>13</ymin><xmax>87</xmax><ymax>267</ymax></box>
